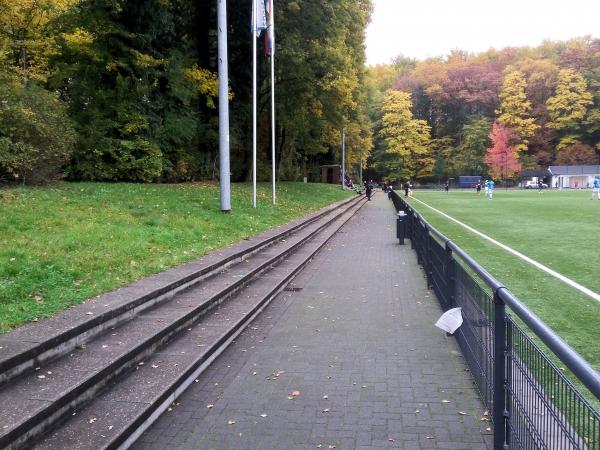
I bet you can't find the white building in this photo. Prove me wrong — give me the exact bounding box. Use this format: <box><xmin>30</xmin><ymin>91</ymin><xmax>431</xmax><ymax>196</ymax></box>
<box><xmin>549</xmin><ymin>165</ymin><xmax>600</xmax><ymax>189</ymax></box>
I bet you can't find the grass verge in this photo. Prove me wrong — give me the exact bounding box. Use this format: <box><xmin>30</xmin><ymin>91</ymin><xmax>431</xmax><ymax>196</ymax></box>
<box><xmin>0</xmin><ymin>182</ymin><xmax>354</xmax><ymax>332</ymax></box>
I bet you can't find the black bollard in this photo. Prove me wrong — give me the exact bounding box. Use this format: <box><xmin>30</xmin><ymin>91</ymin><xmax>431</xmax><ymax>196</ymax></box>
<box><xmin>397</xmin><ymin>211</ymin><xmax>407</xmax><ymax>244</ymax></box>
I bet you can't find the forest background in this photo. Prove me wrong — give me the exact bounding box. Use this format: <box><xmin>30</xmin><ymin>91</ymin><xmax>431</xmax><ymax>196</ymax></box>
<box><xmin>0</xmin><ymin>0</ymin><xmax>598</xmax><ymax>186</ymax></box>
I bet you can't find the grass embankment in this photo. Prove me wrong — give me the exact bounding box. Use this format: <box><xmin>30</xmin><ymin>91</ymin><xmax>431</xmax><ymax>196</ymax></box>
<box><xmin>406</xmin><ymin>190</ymin><xmax>600</xmax><ymax>373</ymax></box>
<box><xmin>0</xmin><ymin>182</ymin><xmax>354</xmax><ymax>332</ymax></box>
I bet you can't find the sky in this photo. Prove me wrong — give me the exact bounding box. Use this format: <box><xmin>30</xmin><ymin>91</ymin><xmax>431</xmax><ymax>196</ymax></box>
<box><xmin>366</xmin><ymin>0</ymin><xmax>600</xmax><ymax>65</ymax></box>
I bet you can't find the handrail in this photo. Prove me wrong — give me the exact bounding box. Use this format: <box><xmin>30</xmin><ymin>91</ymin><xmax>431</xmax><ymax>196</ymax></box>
<box><xmin>395</xmin><ymin>192</ymin><xmax>600</xmax><ymax>401</ymax></box>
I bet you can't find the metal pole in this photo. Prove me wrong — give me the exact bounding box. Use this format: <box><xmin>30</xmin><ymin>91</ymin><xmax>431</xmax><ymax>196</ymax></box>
<box><xmin>270</xmin><ymin>0</ymin><xmax>276</xmax><ymax>205</ymax></box>
<box><xmin>359</xmin><ymin>150</ymin><xmax>362</xmax><ymax>184</ymax></box>
<box><xmin>252</xmin><ymin>0</ymin><xmax>257</xmax><ymax>208</ymax></box>
<box><xmin>218</xmin><ymin>0</ymin><xmax>231</xmax><ymax>212</ymax></box>
<box><xmin>341</xmin><ymin>127</ymin><xmax>346</xmax><ymax>190</ymax></box>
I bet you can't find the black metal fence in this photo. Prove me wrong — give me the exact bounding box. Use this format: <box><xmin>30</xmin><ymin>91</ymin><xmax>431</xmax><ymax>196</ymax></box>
<box><xmin>391</xmin><ymin>191</ymin><xmax>600</xmax><ymax>450</ymax></box>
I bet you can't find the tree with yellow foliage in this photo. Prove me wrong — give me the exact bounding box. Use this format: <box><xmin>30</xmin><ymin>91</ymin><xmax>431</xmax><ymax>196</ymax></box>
<box><xmin>378</xmin><ymin>90</ymin><xmax>432</xmax><ymax>180</ymax></box>
<box><xmin>0</xmin><ymin>0</ymin><xmax>76</xmax><ymax>78</ymax></box>
<box><xmin>496</xmin><ymin>70</ymin><xmax>538</xmax><ymax>152</ymax></box>
<box><xmin>546</xmin><ymin>68</ymin><xmax>593</xmax><ymax>150</ymax></box>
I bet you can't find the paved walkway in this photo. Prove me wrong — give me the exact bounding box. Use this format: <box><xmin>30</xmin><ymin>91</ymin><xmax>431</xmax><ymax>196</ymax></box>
<box><xmin>134</xmin><ymin>194</ymin><xmax>492</xmax><ymax>450</ymax></box>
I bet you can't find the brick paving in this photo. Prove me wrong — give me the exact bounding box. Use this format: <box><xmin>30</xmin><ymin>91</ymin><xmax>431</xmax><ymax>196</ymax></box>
<box><xmin>133</xmin><ymin>193</ymin><xmax>492</xmax><ymax>450</ymax></box>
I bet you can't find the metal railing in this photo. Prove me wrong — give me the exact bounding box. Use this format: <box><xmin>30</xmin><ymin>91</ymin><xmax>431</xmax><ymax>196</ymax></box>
<box><xmin>391</xmin><ymin>191</ymin><xmax>600</xmax><ymax>450</ymax></box>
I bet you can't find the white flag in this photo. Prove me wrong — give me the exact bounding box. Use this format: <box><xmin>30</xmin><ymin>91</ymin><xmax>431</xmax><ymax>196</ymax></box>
<box><xmin>252</xmin><ymin>0</ymin><xmax>268</xmax><ymax>36</ymax></box>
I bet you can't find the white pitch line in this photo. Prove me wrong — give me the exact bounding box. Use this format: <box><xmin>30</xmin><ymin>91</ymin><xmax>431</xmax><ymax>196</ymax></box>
<box><xmin>410</xmin><ymin>196</ymin><xmax>600</xmax><ymax>304</ymax></box>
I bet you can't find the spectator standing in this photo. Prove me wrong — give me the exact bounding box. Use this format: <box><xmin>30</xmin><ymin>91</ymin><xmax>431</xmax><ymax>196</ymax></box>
<box><xmin>403</xmin><ymin>180</ymin><xmax>411</xmax><ymax>197</ymax></box>
<box><xmin>476</xmin><ymin>182</ymin><xmax>482</xmax><ymax>195</ymax></box>
<box><xmin>444</xmin><ymin>181</ymin><xmax>449</xmax><ymax>193</ymax></box>
<box><xmin>365</xmin><ymin>182</ymin><xmax>372</xmax><ymax>201</ymax></box>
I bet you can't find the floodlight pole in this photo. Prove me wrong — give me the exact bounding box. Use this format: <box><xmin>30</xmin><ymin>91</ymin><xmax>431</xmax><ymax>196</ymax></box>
<box><xmin>218</xmin><ymin>0</ymin><xmax>231</xmax><ymax>212</ymax></box>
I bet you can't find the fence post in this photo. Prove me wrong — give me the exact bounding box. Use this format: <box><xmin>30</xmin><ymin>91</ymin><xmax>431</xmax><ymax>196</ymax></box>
<box><xmin>493</xmin><ymin>288</ymin><xmax>508</xmax><ymax>450</ymax></box>
<box><xmin>407</xmin><ymin>208</ymin><xmax>413</xmax><ymax>243</ymax></box>
<box><xmin>444</xmin><ymin>243</ymin><xmax>456</xmax><ymax>308</ymax></box>
<box><xmin>426</xmin><ymin>232</ymin><xmax>433</xmax><ymax>288</ymax></box>
<box><xmin>504</xmin><ymin>318</ymin><xmax>512</xmax><ymax>449</ymax></box>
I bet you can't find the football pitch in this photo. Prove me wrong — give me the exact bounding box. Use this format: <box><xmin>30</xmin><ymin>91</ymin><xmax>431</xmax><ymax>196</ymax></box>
<box><xmin>405</xmin><ymin>189</ymin><xmax>600</xmax><ymax>373</ymax></box>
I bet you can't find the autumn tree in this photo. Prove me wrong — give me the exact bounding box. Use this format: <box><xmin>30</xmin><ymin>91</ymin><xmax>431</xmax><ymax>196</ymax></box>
<box><xmin>50</xmin><ymin>0</ymin><xmax>220</xmax><ymax>181</ymax></box>
<box><xmin>0</xmin><ymin>72</ymin><xmax>76</xmax><ymax>184</ymax></box>
<box><xmin>555</xmin><ymin>143</ymin><xmax>598</xmax><ymax>165</ymax></box>
<box><xmin>0</xmin><ymin>0</ymin><xmax>76</xmax><ymax>78</ymax></box>
<box><xmin>496</xmin><ymin>70</ymin><xmax>538</xmax><ymax>152</ymax></box>
<box><xmin>456</xmin><ymin>117</ymin><xmax>492</xmax><ymax>175</ymax></box>
<box><xmin>484</xmin><ymin>122</ymin><xmax>521</xmax><ymax>180</ymax></box>
<box><xmin>261</xmin><ymin>0</ymin><xmax>374</xmax><ymax>182</ymax></box>
<box><xmin>0</xmin><ymin>0</ymin><xmax>76</xmax><ymax>184</ymax></box>
<box><xmin>546</xmin><ymin>68</ymin><xmax>593</xmax><ymax>150</ymax></box>
<box><xmin>378</xmin><ymin>90</ymin><xmax>433</xmax><ymax>180</ymax></box>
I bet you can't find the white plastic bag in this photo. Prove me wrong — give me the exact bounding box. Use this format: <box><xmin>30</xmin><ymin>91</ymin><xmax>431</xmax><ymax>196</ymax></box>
<box><xmin>435</xmin><ymin>307</ymin><xmax>463</xmax><ymax>334</ymax></box>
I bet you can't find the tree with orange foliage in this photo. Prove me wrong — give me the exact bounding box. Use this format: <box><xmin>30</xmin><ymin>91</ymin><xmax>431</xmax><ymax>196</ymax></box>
<box><xmin>484</xmin><ymin>122</ymin><xmax>522</xmax><ymax>180</ymax></box>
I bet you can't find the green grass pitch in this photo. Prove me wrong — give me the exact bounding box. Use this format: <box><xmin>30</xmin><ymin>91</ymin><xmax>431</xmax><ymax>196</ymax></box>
<box><xmin>406</xmin><ymin>189</ymin><xmax>600</xmax><ymax>374</ymax></box>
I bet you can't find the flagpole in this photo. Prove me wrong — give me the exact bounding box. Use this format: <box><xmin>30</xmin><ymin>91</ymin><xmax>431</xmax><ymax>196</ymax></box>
<box><xmin>252</xmin><ymin>0</ymin><xmax>257</xmax><ymax>208</ymax></box>
<box><xmin>218</xmin><ymin>0</ymin><xmax>231</xmax><ymax>212</ymax></box>
<box><xmin>269</xmin><ymin>0</ymin><xmax>276</xmax><ymax>205</ymax></box>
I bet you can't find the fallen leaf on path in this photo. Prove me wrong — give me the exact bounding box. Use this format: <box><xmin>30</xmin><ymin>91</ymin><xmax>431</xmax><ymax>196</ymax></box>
<box><xmin>322</xmin><ymin>408</ymin><xmax>330</xmax><ymax>413</ymax></box>
<box><xmin>291</xmin><ymin>390</ymin><xmax>300</xmax><ymax>397</ymax></box>
<box><xmin>206</xmin><ymin>404</ymin><xmax>214</xmax><ymax>409</ymax></box>
<box><xmin>227</xmin><ymin>420</ymin><xmax>236</xmax><ymax>425</ymax></box>
<box><xmin>458</xmin><ymin>411</ymin><xmax>468</xmax><ymax>415</ymax></box>
<box><xmin>88</xmin><ymin>418</ymin><xmax>97</xmax><ymax>424</ymax></box>
<box><xmin>442</xmin><ymin>400</ymin><xmax>450</xmax><ymax>403</ymax></box>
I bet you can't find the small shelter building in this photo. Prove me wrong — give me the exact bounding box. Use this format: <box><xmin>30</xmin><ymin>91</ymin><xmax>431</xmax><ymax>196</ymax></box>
<box><xmin>320</xmin><ymin>164</ymin><xmax>341</xmax><ymax>185</ymax></box>
<box><xmin>548</xmin><ymin>165</ymin><xmax>600</xmax><ymax>189</ymax></box>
